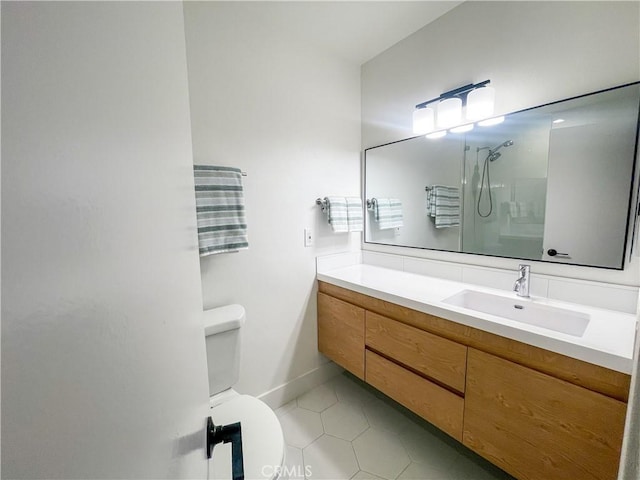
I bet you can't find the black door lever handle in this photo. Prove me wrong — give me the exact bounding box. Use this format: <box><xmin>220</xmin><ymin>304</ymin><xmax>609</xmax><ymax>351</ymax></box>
<box><xmin>547</xmin><ymin>248</ymin><xmax>570</xmax><ymax>258</ymax></box>
<box><xmin>207</xmin><ymin>417</ymin><xmax>244</xmax><ymax>480</ymax></box>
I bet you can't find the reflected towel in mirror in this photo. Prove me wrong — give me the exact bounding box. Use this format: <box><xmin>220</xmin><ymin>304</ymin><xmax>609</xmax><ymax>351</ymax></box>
<box><xmin>426</xmin><ymin>185</ymin><xmax>460</xmax><ymax>228</ymax></box>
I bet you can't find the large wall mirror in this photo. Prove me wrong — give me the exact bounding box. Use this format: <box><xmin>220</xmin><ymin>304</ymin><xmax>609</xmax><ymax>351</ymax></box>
<box><xmin>364</xmin><ymin>82</ymin><xmax>640</xmax><ymax>269</ymax></box>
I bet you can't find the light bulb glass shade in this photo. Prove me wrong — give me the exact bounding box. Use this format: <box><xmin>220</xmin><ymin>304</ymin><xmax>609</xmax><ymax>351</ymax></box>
<box><xmin>478</xmin><ymin>116</ymin><xmax>505</xmax><ymax>127</ymax></box>
<box><xmin>450</xmin><ymin>123</ymin><xmax>474</xmax><ymax>133</ymax></box>
<box><xmin>425</xmin><ymin>130</ymin><xmax>447</xmax><ymax>139</ymax></box>
<box><xmin>437</xmin><ymin>97</ymin><xmax>462</xmax><ymax>128</ymax></box>
<box><xmin>466</xmin><ymin>86</ymin><xmax>495</xmax><ymax>120</ymax></box>
<box><xmin>412</xmin><ymin>107</ymin><xmax>435</xmax><ymax>135</ymax></box>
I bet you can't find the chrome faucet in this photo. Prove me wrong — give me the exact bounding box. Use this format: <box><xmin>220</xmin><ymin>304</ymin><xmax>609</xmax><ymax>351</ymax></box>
<box><xmin>513</xmin><ymin>264</ymin><xmax>530</xmax><ymax>298</ymax></box>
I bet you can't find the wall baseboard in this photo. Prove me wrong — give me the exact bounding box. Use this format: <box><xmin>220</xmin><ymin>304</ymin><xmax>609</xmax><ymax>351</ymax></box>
<box><xmin>257</xmin><ymin>361</ymin><xmax>344</xmax><ymax>410</ymax></box>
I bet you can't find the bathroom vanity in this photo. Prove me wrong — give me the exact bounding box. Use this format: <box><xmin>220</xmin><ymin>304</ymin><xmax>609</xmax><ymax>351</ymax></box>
<box><xmin>316</xmin><ymin>264</ymin><xmax>635</xmax><ymax>480</ymax></box>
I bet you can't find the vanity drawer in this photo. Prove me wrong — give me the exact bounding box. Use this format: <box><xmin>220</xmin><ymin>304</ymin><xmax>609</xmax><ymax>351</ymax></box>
<box><xmin>365</xmin><ymin>350</ymin><xmax>464</xmax><ymax>441</ymax></box>
<box><xmin>365</xmin><ymin>311</ymin><xmax>467</xmax><ymax>393</ymax></box>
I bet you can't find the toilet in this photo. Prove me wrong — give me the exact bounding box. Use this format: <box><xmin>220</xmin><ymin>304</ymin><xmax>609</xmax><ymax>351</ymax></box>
<box><xmin>204</xmin><ymin>304</ymin><xmax>286</xmax><ymax>480</ymax></box>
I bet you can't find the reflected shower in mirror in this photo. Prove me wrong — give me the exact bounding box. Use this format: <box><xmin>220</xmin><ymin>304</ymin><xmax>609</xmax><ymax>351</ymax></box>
<box><xmin>364</xmin><ymin>82</ymin><xmax>640</xmax><ymax>269</ymax></box>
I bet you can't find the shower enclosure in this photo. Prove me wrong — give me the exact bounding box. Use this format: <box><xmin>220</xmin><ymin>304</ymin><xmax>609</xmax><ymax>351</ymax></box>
<box><xmin>461</xmin><ymin>116</ymin><xmax>551</xmax><ymax>259</ymax></box>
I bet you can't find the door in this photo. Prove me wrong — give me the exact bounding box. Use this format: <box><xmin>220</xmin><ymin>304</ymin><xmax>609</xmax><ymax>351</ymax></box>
<box><xmin>2</xmin><ymin>3</ymin><xmax>210</xmax><ymax>478</ymax></box>
<box><xmin>542</xmin><ymin>100</ymin><xmax>637</xmax><ymax>268</ymax></box>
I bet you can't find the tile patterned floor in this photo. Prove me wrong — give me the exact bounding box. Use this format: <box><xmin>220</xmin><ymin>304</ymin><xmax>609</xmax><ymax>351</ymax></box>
<box><xmin>274</xmin><ymin>372</ymin><xmax>515</xmax><ymax>480</ymax></box>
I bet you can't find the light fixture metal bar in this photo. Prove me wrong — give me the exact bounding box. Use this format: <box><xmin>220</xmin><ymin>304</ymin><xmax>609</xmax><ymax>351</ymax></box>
<box><xmin>415</xmin><ymin>79</ymin><xmax>491</xmax><ymax>109</ymax></box>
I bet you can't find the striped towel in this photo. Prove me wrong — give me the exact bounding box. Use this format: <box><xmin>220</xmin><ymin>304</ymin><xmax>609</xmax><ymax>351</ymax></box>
<box><xmin>324</xmin><ymin>196</ymin><xmax>349</xmax><ymax>233</ymax></box>
<box><xmin>371</xmin><ymin>198</ymin><xmax>403</xmax><ymax>229</ymax></box>
<box><xmin>193</xmin><ymin>165</ymin><xmax>248</xmax><ymax>256</ymax></box>
<box><xmin>426</xmin><ymin>185</ymin><xmax>460</xmax><ymax>228</ymax></box>
<box><xmin>345</xmin><ymin>197</ymin><xmax>363</xmax><ymax>232</ymax></box>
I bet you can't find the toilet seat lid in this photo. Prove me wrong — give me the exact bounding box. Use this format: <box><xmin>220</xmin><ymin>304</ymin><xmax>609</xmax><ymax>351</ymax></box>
<box><xmin>209</xmin><ymin>395</ymin><xmax>284</xmax><ymax>480</ymax></box>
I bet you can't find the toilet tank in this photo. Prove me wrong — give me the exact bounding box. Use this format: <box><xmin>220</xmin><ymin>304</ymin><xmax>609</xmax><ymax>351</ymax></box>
<box><xmin>203</xmin><ymin>304</ymin><xmax>246</xmax><ymax>397</ymax></box>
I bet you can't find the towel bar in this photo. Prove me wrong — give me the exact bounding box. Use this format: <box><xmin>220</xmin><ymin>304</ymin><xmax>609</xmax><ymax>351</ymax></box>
<box><xmin>366</xmin><ymin>199</ymin><xmax>376</xmax><ymax>210</ymax></box>
<box><xmin>316</xmin><ymin>198</ymin><xmax>328</xmax><ymax>212</ymax></box>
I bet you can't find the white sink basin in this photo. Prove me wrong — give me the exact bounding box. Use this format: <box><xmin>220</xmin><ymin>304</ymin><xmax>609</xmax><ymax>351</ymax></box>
<box><xmin>443</xmin><ymin>289</ymin><xmax>590</xmax><ymax>337</ymax></box>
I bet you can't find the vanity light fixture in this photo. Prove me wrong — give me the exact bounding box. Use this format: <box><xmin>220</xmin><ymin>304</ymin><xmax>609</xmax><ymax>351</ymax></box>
<box><xmin>437</xmin><ymin>97</ymin><xmax>463</xmax><ymax>128</ymax></box>
<box><xmin>466</xmin><ymin>85</ymin><xmax>495</xmax><ymax>120</ymax></box>
<box><xmin>414</xmin><ymin>79</ymin><xmax>497</xmax><ymax>137</ymax></box>
<box><xmin>412</xmin><ymin>107</ymin><xmax>435</xmax><ymax>134</ymax></box>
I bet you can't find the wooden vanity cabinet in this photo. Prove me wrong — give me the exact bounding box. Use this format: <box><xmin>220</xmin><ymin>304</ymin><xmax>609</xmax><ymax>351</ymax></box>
<box><xmin>317</xmin><ymin>291</ymin><xmax>365</xmax><ymax>379</ymax></box>
<box><xmin>316</xmin><ymin>281</ymin><xmax>630</xmax><ymax>480</ymax></box>
<box><xmin>464</xmin><ymin>348</ymin><xmax>627</xmax><ymax>480</ymax></box>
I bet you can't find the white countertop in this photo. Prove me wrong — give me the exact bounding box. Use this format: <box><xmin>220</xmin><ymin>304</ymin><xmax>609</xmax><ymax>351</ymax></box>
<box><xmin>318</xmin><ymin>264</ymin><xmax>637</xmax><ymax>374</ymax></box>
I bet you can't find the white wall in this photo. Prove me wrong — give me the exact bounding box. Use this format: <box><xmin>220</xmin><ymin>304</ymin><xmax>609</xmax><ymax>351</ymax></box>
<box><xmin>2</xmin><ymin>3</ymin><xmax>209</xmax><ymax>478</ymax></box>
<box><xmin>183</xmin><ymin>3</ymin><xmax>361</xmax><ymax>399</ymax></box>
<box><xmin>361</xmin><ymin>0</ymin><xmax>640</xmax><ymax>285</ymax></box>
<box><xmin>365</xmin><ymin>136</ymin><xmax>462</xmax><ymax>250</ymax></box>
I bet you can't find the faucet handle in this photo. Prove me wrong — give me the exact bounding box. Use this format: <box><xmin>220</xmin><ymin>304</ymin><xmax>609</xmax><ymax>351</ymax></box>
<box><xmin>515</xmin><ymin>264</ymin><xmax>531</xmax><ymax>298</ymax></box>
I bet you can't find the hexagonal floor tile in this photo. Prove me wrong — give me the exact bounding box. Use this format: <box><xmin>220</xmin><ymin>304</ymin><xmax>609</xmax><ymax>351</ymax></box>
<box><xmin>396</xmin><ymin>461</ymin><xmax>450</xmax><ymax>480</ymax></box>
<box><xmin>353</xmin><ymin>428</ymin><xmax>411</xmax><ymax>479</ymax></box>
<box><xmin>274</xmin><ymin>399</ymin><xmax>297</xmax><ymax>418</ymax></box>
<box><xmin>279</xmin><ymin>407</ymin><xmax>324</xmax><ymax>448</ymax></box>
<box><xmin>331</xmin><ymin>374</ymin><xmax>378</xmax><ymax>406</ymax></box>
<box><xmin>321</xmin><ymin>401</ymin><xmax>369</xmax><ymax>441</ymax></box>
<box><xmin>351</xmin><ymin>470</ymin><xmax>386</xmax><ymax>480</ymax></box>
<box><xmin>297</xmin><ymin>382</ymin><xmax>338</xmax><ymax>412</ymax></box>
<box><xmin>282</xmin><ymin>445</ymin><xmax>306</xmax><ymax>480</ymax></box>
<box><xmin>303</xmin><ymin>434</ymin><xmax>359</xmax><ymax>480</ymax></box>
<box><xmin>398</xmin><ymin>423</ymin><xmax>459</xmax><ymax>471</ymax></box>
<box><xmin>362</xmin><ymin>398</ymin><xmax>413</xmax><ymax>435</ymax></box>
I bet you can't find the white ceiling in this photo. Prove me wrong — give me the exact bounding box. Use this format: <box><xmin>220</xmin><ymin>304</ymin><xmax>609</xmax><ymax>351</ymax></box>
<box><xmin>216</xmin><ymin>1</ymin><xmax>462</xmax><ymax>65</ymax></box>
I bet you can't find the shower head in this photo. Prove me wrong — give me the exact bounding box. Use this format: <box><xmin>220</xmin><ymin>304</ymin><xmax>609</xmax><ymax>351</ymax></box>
<box><xmin>488</xmin><ymin>140</ymin><xmax>514</xmax><ymax>161</ymax></box>
<box><xmin>490</xmin><ymin>140</ymin><xmax>514</xmax><ymax>154</ymax></box>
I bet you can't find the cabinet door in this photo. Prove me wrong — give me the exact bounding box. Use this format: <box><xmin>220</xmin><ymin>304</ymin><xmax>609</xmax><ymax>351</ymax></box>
<box><xmin>464</xmin><ymin>348</ymin><xmax>626</xmax><ymax>480</ymax></box>
<box><xmin>317</xmin><ymin>292</ymin><xmax>365</xmax><ymax>379</ymax></box>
